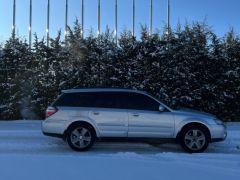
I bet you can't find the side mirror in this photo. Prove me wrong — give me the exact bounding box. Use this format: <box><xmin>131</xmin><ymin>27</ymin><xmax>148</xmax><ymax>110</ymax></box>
<box><xmin>159</xmin><ymin>105</ymin><xmax>165</xmax><ymax>112</ymax></box>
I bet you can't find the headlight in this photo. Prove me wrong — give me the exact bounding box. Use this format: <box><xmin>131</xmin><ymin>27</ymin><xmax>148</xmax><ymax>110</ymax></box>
<box><xmin>214</xmin><ymin>119</ymin><xmax>224</xmax><ymax>125</ymax></box>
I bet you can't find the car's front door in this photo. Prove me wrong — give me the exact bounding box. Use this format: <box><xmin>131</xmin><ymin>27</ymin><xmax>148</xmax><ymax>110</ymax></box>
<box><xmin>127</xmin><ymin>93</ymin><xmax>175</xmax><ymax>138</ymax></box>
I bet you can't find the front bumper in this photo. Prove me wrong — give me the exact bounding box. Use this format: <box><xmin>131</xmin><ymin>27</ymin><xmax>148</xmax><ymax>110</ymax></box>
<box><xmin>210</xmin><ymin>124</ymin><xmax>227</xmax><ymax>142</ymax></box>
<box><xmin>211</xmin><ymin>137</ymin><xmax>227</xmax><ymax>142</ymax></box>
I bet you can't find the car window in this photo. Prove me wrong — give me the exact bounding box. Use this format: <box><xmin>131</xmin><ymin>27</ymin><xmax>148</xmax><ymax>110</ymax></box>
<box><xmin>93</xmin><ymin>92</ymin><xmax>128</xmax><ymax>109</ymax></box>
<box><xmin>53</xmin><ymin>93</ymin><xmax>95</xmax><ymax>107</ymax></box>
<box><xmin>127</xmin><ymin>93</ymin><xmax>159</xmax><ymax>111</ymax></box>
<box><xmin>94</xmin><ymin>92</ymin><xmax>159</xmax><ymax>111</ymax></box>
<box><xmin>93</xmin><ymin>92</ymin><xmax>116</xmax><ymax>108</ymax></box>
<box><xmin>53</xmin><ymin>91</ymin><xmax>159</xmax><ymax>111</ymax></box>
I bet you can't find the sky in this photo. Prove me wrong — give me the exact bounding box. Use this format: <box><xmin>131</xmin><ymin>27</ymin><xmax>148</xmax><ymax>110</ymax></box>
<box><xmin>0</xmin><ymin>0</ymin><xmax>239</xmax><ymax>43</ymax></box>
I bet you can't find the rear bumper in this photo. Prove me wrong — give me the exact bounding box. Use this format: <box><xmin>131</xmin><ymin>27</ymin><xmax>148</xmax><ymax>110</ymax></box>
<box><xmin>42</xmin><ymin>132</ymin><xmax>64</xmax><ymax>139</ymax></box>
<box><xmin>42</xmin><ymin>119</ymin><xmax>67</xmax><ymax>139</ymax></box>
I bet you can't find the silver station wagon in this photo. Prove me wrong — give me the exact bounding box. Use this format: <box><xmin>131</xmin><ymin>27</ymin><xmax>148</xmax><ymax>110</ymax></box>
<box><xmin>42</xmin><ymin>88</ymin><xmax>227</xmax><ymax>153</ymax></box>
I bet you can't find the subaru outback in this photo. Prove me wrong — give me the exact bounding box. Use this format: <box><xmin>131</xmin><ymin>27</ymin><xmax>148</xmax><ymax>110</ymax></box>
<box><xmin>42</xmin><ymin>88</ymin><xmax>227</xmax><ymax>153</ymax></box>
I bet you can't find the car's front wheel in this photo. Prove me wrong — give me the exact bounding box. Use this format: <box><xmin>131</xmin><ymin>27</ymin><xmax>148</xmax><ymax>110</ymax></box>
<box><xmin>180</xmin><ymin>125</ymin><xmax>210</xmax><ymax>153</ymax></box>
<box><xmin>67</xmin><ymin>124</ymin><xmax>95</xmax><ymax>151</ymax></box>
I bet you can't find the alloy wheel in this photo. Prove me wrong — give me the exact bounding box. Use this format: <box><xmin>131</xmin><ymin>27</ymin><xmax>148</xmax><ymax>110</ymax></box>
<box><xmin>70</xmin><ymin>127</ymin><xmax>92</xmax><ymax>149</ymax></box>
<box><xmin>184</xmin><ymin>129</ymin><xmax>206</xmax><ymax>151</ymax></box>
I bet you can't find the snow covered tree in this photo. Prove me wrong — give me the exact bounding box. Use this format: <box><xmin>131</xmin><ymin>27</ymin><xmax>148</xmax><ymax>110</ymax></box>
<box><xmin>132</xmin><ymin>26</ymin><xmax>164</xmax><ymax>93</ymax></box>
<box><xmin>220</xmin><ymin>29</ymin><xmax>240</xmax><ymax>120</ymax></box>
<box><xmin>0</xmin><ymin>37</ymin><xmax>33</xmax><ymax>119</ymax></box>
<box><xmin>31</xmin><ymin>33</ymin><xmax>73</xmax><ymax>118</ymax></box>
<box><xmin>64</xmin><ymin>21</ymin><xmax>89</xmax><ymax>88</ymax></box>
<box><xmin>0</xmin><ymin>21</ymin><xmax>239</xmax><ymax>121</ymax></box>
<box><xmin>118</xmin><ymin>30</ymin><xmax>139</xmax><ymax>88</ymax></box>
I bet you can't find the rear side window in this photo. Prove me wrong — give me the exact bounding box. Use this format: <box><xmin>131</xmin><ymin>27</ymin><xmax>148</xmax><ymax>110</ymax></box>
<box><xmin>53</xmin><ymin>92</ymin><xmax>123</xmax><ymax>108</ymax></box>
<box><xmin>52</xmin><ymin>93</ymin><xmax>95</xmax><ymax>107</ymax></box>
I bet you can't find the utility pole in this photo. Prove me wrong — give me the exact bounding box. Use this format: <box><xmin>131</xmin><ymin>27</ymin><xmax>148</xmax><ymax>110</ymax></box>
<box><xmin>81</xmin><ymin>0</ymin><xmax>84</xmax><ymax>38</ymax></box>
<box><xmin>98</xmin><ymin>0</ymin><xmax>101</xmax><ymax>36</ymax></box>
<box><xmin>115</xmin><ymin>0</ymin><xmax>118</xmax><ymax>44</ymax></box>
<box><xmin>29</xmin><ymin>0</ymin><xmax>32</xmax><ymax>49</ymax></box>
<box><xmin>46</xmin><ymin>0</ymin><xmax>50</xmax><ymax>47</ymax></box>
<box><xmin>150</xmin><ymin>0</ymin><xmax>153</xmax><ymax>35</ymax></box>
<box><xmin>12</xmin><ymin>0</ymin><xmax>16</xmax><ymax>39</ymax></box>
<box><xmin>132</xmin><ymin>0</ymin><xmax>135</xmax><ymax>37</ymax></box>
<box><xmin>65</xmin><ymin>0</ymin><xmax>68</xmax><ymax>41</ymax></box>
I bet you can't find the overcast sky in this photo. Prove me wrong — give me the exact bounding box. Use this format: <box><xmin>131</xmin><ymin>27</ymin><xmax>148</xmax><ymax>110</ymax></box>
<box><xmin>0</xmin><ymin>0</ymin><xmax>239</xmax><ymax>42</ymax></box>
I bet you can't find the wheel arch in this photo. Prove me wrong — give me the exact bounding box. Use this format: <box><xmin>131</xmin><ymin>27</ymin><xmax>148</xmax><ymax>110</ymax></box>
<box><xmin>63</xmin><ymin>120</ymin><xmax>99</xmax><ymax>140</ymax></box>
<box><xmin>176</xmin><ymin>122</ymin><xmax>211</xmax><ymax>142</ymax></box>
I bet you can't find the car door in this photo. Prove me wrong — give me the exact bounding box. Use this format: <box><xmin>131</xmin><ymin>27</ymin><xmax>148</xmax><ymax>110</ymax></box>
<box><xmin>88</xmin><ymin>92</ymin><xmax>128</xmax><ymax>137</ymax></box>
<box><xmin>127</xmin><ymin>93</ymin><xmax>175</xmax><ymax>138</ymax></box>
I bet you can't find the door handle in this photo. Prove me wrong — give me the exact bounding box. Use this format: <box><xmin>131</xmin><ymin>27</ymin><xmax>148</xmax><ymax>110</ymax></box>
<box><xmin>93</xmin><ymin>112</ymin><xmax>100</xmax><ymax>115</ymax></box>
<box><xmin>132</xmin><ymin>113</ymin><xmax>139</xmax><ymax>117</ymax></box>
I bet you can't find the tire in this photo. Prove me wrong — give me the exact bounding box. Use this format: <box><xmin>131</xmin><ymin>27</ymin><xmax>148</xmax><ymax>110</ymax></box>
<box><xmin>179</xmin><ymin>125</ymin><xmax>210</xmax><ymax>153</ymax></box>
<box><xmin>66</xmin><ymin>124</ymin><xmax>96</xmax><ymax>151</ymax></box>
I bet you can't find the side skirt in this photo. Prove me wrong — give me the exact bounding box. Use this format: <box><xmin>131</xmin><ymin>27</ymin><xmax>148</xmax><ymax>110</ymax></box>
<box><xmin>97</xmin><ymin>137</ymin><xmax>177</xmax><ymax>144</ymax></box>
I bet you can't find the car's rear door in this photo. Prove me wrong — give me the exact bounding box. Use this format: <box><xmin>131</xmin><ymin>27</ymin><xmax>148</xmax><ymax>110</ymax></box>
<box><xmin>89</xmin><ymin>92</ymin><xmax>129</xmax><ymax>137</ymax></box>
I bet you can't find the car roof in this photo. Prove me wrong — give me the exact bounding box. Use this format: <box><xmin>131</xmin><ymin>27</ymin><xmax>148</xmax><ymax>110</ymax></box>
<box><xmin>62</xmin><ymin>88</ymin><xmax>147</xmax><ymax>94</ymax></box>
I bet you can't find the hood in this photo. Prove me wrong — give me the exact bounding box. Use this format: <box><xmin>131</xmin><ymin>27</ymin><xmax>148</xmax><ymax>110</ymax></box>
<box><xmin>173</xmin><ymin>108</ymin><xmax>216</xmax><ymax>119</ymax></box>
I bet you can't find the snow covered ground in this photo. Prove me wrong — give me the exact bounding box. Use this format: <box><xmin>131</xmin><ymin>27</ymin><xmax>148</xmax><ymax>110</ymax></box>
<box><xmin>0</xmin><ymin>121</ymin><xmax>239</xmax><ymax>180</ymax></box>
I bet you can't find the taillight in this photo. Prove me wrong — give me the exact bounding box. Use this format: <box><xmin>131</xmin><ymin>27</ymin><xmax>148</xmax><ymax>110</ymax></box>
<box><xmin>45</xmin><ymin>107</ymin><xmax>58</xmax><ymax>118</ymax></box>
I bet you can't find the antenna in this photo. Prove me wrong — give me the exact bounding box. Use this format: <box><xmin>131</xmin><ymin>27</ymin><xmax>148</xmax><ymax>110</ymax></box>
<box><xmin>98</xmin><ymin>0</ymin><xmax>101</xmax><ymax>36</ymax></box>
<box><xmin>81</xmin><ymin>0</ymin><xmax>84</xmax><ymax>38</ymax></box>
<box><xmin>132</xmin><ymin>0</ymin><xmax>135</xmax><ymax>37</ymax></box>
<box><xmin>65</xmin><ymin>0</ymin><xmax>68</xmax><ymax>41</ymax></box>
<box><xmin>29</xmin><ymin>0</ymin><xmax>32</xmax><ymax>49</ymax></box>
<box><xmin>115</xmin><ymin>0</ymin><xmax>118</xmax><ymax>44</ymax></box>
<box><xmin>12</xmin><ymin>0</ymin><xmax>16</xmax><ymax>38</ymax></box>
<box><xmin>46</xmin><ymin>0</ymin><xmax>50</xmax><ymax>47</ymax></box>
<box><xmin>150</xmin><ymin>0</ymin><xmax>153</xmax><ymax>35</ymax></box>
<box><xmin>167</xmin><ymin>0</ymin><xmax>170</xmax><ymax>36</ymax></box>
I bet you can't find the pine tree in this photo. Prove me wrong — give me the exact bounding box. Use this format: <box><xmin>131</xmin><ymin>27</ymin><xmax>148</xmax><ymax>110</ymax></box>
<box><xmin>0</xmin><ymin>21</ymin><xmax>239</xmax><ymax>121</ymax></box>
<box><xmin>220</xmin><ymin>29</ymin><xmax>240</xmax><ymax>120</ymax></box>
<box><xmin>118</xmin><ymin>30</ymin><xmax>138</xmax><ymax>88</ymax></box>
<box><xmin>31</xmin><ymin>35</ymin><xmax>52</xmax><ymax>118</ymax></box>
<box><xmin>0</xmin><ymin>37</ymin><xmax>32</xmax><ymax>119</ymax></box>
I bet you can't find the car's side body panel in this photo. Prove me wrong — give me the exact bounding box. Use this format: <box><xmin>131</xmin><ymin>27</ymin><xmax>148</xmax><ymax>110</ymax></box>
<box><xmin>128</xmin><ymin>110</ymin><xmax>175</xmax><ymax>138</ymax></box>
<box><xmin>89</xmin><ymin>108</ymin><xmax>128</xmax><ymax>137</ymax></box>
<box><xmin>173</xmin><ymin>118</ymin><xmax>211</xmax><ymax>138</ymax></box>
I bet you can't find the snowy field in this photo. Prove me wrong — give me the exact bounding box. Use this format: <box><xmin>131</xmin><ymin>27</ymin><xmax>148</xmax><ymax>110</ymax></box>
<box><xmin>0</xmin><ymin>121</ymin><xmax>239</xmax><ymax>180</ymax></box>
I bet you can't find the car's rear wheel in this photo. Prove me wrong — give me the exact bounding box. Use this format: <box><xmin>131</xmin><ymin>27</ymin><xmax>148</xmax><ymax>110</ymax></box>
<box><xmin>67</xmin><ymin>124</ymin><xmax>95</xmax><ymax>151</ymax></box>
<box><xmin>180</xmin><ymin>125</ymin><xmax>210</xmax><ymax>153</ymax></box>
